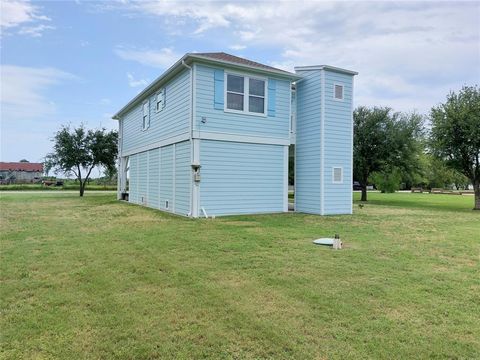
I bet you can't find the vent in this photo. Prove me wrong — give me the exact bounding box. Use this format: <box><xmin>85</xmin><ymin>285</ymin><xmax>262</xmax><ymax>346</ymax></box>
<box><xmin>334</xmin><ymin>84</ymin><xmax>344</xmax><ymax>100</ymax></box>
<box><xmin>333</xmin><ymin>167</ymin><xmax>343</xmax><ymax>183</ymax></box>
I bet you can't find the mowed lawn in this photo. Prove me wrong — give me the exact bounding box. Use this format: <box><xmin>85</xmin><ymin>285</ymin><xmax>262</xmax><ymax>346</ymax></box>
<box><xmin>1</xmin><ymin>192</ymin><xmax>479</xmax><ymax>359</ymax></box>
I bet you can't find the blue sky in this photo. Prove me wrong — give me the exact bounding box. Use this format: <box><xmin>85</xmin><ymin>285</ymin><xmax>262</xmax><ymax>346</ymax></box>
<box><xmin>1</xmin><ymin>0</ymin><xmax>479</xmax><ymax>165</ymax></box>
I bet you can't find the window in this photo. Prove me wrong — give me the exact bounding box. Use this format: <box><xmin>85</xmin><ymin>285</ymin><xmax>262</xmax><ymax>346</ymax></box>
<box><xmin>332</xmin><ymin>167</ymin><xmax>343</xmax><ymax>183</ymax></box>
<box><xmin>142</xmin><ymin>100</ymin><xmax>150</xmax><ymax>130</ymax></box>
<box><xmin>334</xmin><ymin>84</ymin><xmax>344</xmax><ymax>101</ymax></box>
<box><xmin>225</xmin><ymin>73</ymin><xmax>266</xmax><ymax>115</ymax></box>
<box><xmin>155</xmin><ymin>89</ymin><xmax>165</xmax><ymax>112</ymax></box>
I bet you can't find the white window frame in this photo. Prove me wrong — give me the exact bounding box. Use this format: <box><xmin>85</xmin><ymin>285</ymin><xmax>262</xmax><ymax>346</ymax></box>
<box><xmin>155</xmin><ymin>88</ymin><xmax>165</xmax><ymax>113</ymax></box>
<box><xmin>224</xmin><ymin>71</ymin><xmax>268</xmax><ymax>117</ymax></box>
<box><xmin>332</xmin><ymin>167</ymin><xmax>343</xmax><ymax>184</ymax></box>
<box><xmin>142</xmin><ymin>99</ymin><xmax>150</xmax><ymax>131</ymax></box>
<box><xmin>333</xmin><ymin>83</ymin><xmax>344</xmax><ymax>101</ymax></box>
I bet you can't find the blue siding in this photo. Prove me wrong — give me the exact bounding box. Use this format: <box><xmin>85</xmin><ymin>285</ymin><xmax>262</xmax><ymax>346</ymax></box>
<box><xmin>295</xmin><ymin>70</ymin><xmax>321</xmax><ymax>214</ymax></box>
<box><xmin>200</xmin><ymin>140</ymin><xmax>285</xmax><ymax>216</ymax></box>
<box><xmin>160</xmin><ymin>145</ymin><xmax>174</xmax><ymax>212</ymax></box>
<box><xmin>121</xmin><ymin>69</ymin><xmax>190</xmax><ymax>155</ymax></box>
<box><xmin>174</xmin><ymin>141</ymin><xmax>191</xmax><ymax>215</ymax></box>
<box><xmin>323</xmin><ymin>71</ymin><xmax>353</xmax><ymax>214</ymax></box>
<box><xmin>295</xmin><ymin>68</ymin><xmax>354</xmax><ymax>215</ymax></box>
<box><xmin>147</xmin><ymin>148</ymin><xmax>160</xmax><ymax>208</ymax></box>
<box><xmin>137</xmin><ymin>151</ymin><xmax>148</xmax><ymax>204</ymax></box>
<box><xmin>195</xmin><ymin>64</ymin><xmax>291</xmax><ymax>139</ymax></box>
<box><xmin>129</xmin><ymin>153</ymin><xmax>138</xmax><ymax>204</ymax></box>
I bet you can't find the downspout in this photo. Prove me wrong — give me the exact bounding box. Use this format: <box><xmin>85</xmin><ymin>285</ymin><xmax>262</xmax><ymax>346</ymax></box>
<box><xmin>181</xmin><ymin>60</ymin><xmax>195</xmax><ymax>217</ymax></box>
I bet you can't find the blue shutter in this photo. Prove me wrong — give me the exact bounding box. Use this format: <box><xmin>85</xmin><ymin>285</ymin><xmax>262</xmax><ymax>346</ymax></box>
<box><xmin>268</xmin><ymin>79</ymin><xmax>276</xmax><ymax>117</ymax></box>
<box><xmin>214</xmin><ymin>69</ymin><xmax>224</xmax><ymax>110</ymax></box>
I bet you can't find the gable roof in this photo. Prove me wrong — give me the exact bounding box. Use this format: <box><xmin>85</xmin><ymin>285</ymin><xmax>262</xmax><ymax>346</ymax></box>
<box><xmin>113</xmin><ymin>52</ymin><xmax>300</xmax><ymax>119</ymax></box>
<box><xmin>192</xmin><ymin>52</ymin><xmax>294</xmax><ymax>75</ymax></box>
<box><xmin>0</xmin><ymin>162</ymin><xmax>43</xmax><ymax>172</ymax></box>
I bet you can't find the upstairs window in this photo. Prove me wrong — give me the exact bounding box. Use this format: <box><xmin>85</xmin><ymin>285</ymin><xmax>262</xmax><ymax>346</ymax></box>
<box><xmin>155</xmin><ymin>88</ymin><xmax>165</xmax><ymax>112</ymax></box>
<box><xmin>142</xmin><ymin>100</ymin><xmax>150</xmax><ymax>130</ymax></box>
<box><xmin>225</xmin><ymin>73</ymin><xmax>266</xmax><ymax>116</ymax></box>
<box><xmin>334</xmin><ymin>84</ymin><xmax>344</xmax><ymax>101</ymax></box>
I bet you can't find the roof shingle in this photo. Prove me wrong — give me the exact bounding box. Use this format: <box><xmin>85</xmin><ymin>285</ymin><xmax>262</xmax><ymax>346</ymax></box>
<box><xmin>192</xmin><ymin>52</ymin><xmax>292</xmax><ymax>75</ymax></box>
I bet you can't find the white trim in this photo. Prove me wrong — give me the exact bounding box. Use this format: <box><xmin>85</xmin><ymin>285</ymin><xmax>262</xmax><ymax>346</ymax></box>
<box><xmin>333</xmin><ymin>83</ymin><xmax>344</xmax><ymax>101</ymax></box>
<box><xmin>158</xmin><ymin>147</ymin><xmax>162</xmax><ymax>210</ymax></box>
<box><xmin>294</xmin><ymin>65</ymin><xmax>358</xmax><ymax>76</ymax></box>
<box><xmin>332</xmin><ymin>167</ymin><xmax>344</xmax><ymax>184</ymax></box>
<box><xmin>224</xmin><ymin>71</ymin><xmax>268</xmax><ymax>117</ymax></box>
<box><xmin>191</xmin><ymin>130</ymin><xmax>289</xmax><ymax>146</ymax></box>
<box><xmin>146</xmin><ymin>150</ymin><xmax>150</xmax><ymax>205</ymax></box>
<box><xmin>172</xmin><ymin>143</ymin><xmax>176</xmax><ymax>213</ymax></box>
<box><xmin>320</xmin><ymin>69</ymin><xmax>325</xmax><ymax>215</ymax></box>
<box><xmin>350</xmin><ymin>76</ymin><xmax>354</xmax><ymax>215</ymax></box>
<box><xmin>121</xmin><ymin>132</ymin><xmax>190</xmax><ymax>157</ymax></box>
<box><xmin>283</xmin><ymin>145</ymin><xmax>288</xmax><ymax>212</ymax></box>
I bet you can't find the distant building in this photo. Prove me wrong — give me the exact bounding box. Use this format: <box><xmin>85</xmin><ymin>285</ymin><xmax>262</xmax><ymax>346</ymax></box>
<box><xmin>0</xmin><ymin>162</ymin><xmax>43</xmax><ymax>184</ymax></box>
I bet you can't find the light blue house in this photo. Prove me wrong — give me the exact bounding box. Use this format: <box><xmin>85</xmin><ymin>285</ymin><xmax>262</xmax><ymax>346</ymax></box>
<box><xmin>113</xmin><ymin>53</ymin><xmax>357</xmax><ymax>217</ymax></box>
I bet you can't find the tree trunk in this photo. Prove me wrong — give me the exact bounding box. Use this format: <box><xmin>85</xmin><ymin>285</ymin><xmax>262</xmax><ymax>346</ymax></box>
<box><xmin>474</xmin><ymin>181</ymin><xmax>480</xmax><ymax>210</ymax></box>
<box><xmin>361</xmin><ymin>184</ymin><xmax>367</xmax><ymax>201</ymax></box>
<box><xmin>79</xmin><ymin>182</ymin><xmax>85</xmax><ymax>197</ymax></box>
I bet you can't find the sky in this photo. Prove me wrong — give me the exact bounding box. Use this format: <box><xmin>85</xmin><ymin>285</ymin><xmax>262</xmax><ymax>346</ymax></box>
<box><xmin>1</xmin><ymin>0</ymin><xmax>479</xmax><ymax>165</ymax></box>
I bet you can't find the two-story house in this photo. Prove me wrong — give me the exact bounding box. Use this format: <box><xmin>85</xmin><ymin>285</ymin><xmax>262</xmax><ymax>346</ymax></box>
<box><xmin>113</xmin><ymin>52</ymin><xmax>357</xmax><ymax>217</ymax></box>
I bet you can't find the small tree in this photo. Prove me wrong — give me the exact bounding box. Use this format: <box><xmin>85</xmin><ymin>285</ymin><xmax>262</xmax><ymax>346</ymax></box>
<box><xmin>46</xmin><ymin>125</ymin><xmax>118</xmax><ymax>197</ymax></box>
<box><xmin>353</xmin><ymin>107</ymin><xmax>423</xmax><ymax>201</ymax></box>
<box><xmin>430</xmin><ymin>85</ymin><xmax>480</xmax><ymax>209</ymax></box>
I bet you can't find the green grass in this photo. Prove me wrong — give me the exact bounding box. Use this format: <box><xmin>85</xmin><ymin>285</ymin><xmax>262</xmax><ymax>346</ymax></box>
<box><xmin>1</xmin><ymin>192</ymin><xmax>479</xmax><ymax>359</ymax></box>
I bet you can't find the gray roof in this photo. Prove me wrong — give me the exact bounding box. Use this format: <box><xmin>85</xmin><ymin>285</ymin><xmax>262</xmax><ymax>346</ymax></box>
<box><xmin>192</xmin><ymin>52</ymin><xmax>294</xmax><ymax>75</ymax></box>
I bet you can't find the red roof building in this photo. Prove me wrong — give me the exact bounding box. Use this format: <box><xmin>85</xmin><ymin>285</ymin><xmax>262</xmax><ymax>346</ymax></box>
<box><xmin>0</xmin><ymin>162</ymin><xmax>43</xmax><ymax>172</ymax></box>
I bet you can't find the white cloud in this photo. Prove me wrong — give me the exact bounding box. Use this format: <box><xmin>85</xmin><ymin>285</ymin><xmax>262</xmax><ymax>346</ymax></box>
<box><xmin>115</xmin><ymin>46</ymin><xmax>181</xmax><ymax>69</ymax></box>
<box><xmin>116</xmin><ymin>0</ymin><xmax>479</xmax><ymax>114</ymax></box>
<box><xmin>18</xmin><ymin>24</ymin><xmax>55</xmax><ymax>37</ymax></box>
<box><xmin>0</xmin><ymin>0</ymin><xmax>53</xmax><ymax>37</ymax></box>
<box><xmin>0</xmin><ymin>65</ymin><xmax>75</xmax><ymax>120</ymax></box>
<box><xmin>126</xmin><ymin>72</ymin><xmax>149</xmax><ymax>88</ymax></box>
<box><xmin>229</xmin><ymin>44</ymin><xmax>247</xmax><ymax>51</ymax></box>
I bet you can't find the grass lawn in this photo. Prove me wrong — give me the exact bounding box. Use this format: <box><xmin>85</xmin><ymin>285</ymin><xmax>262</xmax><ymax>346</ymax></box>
<box><xmin>1</xmin><ymin>192</ymin><xmax>479</xmax><ymax>359</ymax></box>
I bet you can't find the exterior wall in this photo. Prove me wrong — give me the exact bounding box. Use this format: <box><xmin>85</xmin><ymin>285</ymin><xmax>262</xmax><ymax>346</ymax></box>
<box><xmin>128</xmin><ymin>141</ymin><xmax>191</xmax><ymax>216</ymax></box>
<box><xmin>294</xmin><ymin>70</ymin><xmax>322</xmax><ymax>214</ymax></box>
<box><xmin>0</xmin><ymin>170</ymin><xmax>43</xmax><ymax>183</ymax></box>
<box><xmin>121</xmin><ymin>69</ymin><xmax>190</xmax><ymax>156</ymax></box>
<box><xmin>199</xmin><ymin>139</ymin><xmax>286</xmax><ymax>216</ymax></box>
<box><xmin>294</xmin><ymin>68</ymin><xmax>354</xmax><ymax>215</ymax></box>
<box><xmin>194</xmin><ymin>64</ymin><xmax>291</xmax><ymax>141</ymax></box>
<box><xmin>323</xmin><ymin>70</ymin><xmax>353</xmax><ymax>214</ymax></box>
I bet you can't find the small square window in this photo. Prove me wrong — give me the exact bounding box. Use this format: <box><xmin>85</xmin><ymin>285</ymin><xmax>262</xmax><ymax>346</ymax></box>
<box><xmin>334</xmin><ymin>84</ymin><xmax>344</xmax><ymax>100</ymax></box>
<box><xmin>332</xmin><ymin>167</ymin><xmax>343</xmax><ymax>183</ymax></box>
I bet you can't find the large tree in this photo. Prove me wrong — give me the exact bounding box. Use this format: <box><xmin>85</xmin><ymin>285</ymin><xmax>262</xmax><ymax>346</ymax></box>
<box><xmin>46</xmin><ymin>125</ymin><xmax>118</xmax><ymax>197</ymax></box>
<box><xmin>353</xmin><ymin>107</ymin><xmax>423</xmax><ymax>201</ymax></box>
<box><xmin>430</xmin><ymin>85</ymin><xmax>480</xmax><ymax>210</ymax></box>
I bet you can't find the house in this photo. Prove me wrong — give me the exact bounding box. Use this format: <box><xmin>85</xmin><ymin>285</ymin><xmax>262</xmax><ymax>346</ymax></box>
<box><xmin>0</xmin><ymin>162</ymin><xmax>43</xmax><ymax>184</ymax></box>
<box><xmin>113</xmin><ymin>52</ymin><xmax>357</xmax><ymax>217</ymax></box>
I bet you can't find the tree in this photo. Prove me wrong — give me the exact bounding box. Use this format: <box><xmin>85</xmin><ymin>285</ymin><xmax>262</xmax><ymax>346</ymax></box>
<box><xmin>46</xmin><ymin>125</ymin><xmax>118</xmax><ymax>197</ymax></box>
<box><xmin>19</xmin><ymin>159</ymin><xmax>29</xmax><ymax>163</ymax></box>
<box><xmin>353</xmin><ymin>106</ymin><xmax>423</xmax><ymax>201</ymax></box>
<box><xmin>430</xmin><ymin>85</ymin><xmax>480</xmax><ymax>210</ymax></box>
